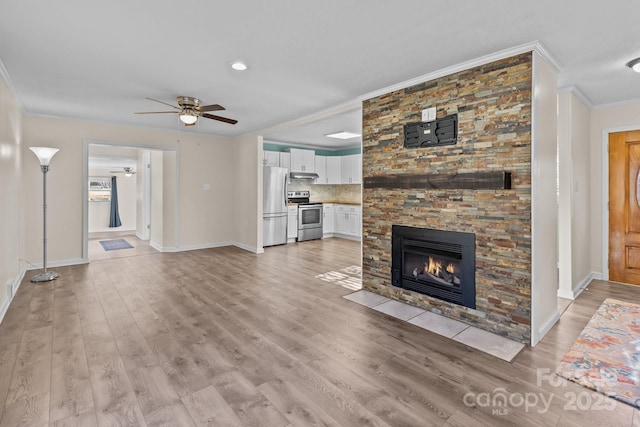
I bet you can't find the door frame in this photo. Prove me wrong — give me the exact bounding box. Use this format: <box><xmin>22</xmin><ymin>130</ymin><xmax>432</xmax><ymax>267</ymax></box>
<box><xmin>601</xmin><ymin>125</ymin><xmax>640</xmax><ymax>280</ymax></box>
<box><xmin>82</xmin><ymin>139</ymin><xmax>179</xmax><ymax>260</ymax></box>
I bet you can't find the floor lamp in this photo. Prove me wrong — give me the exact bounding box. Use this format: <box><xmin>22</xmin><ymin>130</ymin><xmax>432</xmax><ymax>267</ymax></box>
<box><xmin>29</xmin><ymin>146</ymin><xmax>60</xmax><ymax>283</ymax></box>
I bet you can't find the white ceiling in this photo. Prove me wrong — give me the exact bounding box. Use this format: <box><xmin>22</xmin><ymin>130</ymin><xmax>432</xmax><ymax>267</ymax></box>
<box><xmin>2</xmin><ymin>1</ymin><xmax>640</xmax><ymax>149</ymax></box>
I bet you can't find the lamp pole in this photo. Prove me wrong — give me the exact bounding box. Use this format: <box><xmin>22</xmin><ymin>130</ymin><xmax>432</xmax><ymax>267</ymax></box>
<box><xmin>29</xmin><ymin>147</ymin><xmax>60</xmax><ymax>282</ymax></box>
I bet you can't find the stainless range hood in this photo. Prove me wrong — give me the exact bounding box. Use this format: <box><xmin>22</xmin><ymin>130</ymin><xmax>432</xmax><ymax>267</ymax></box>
<box><xmin>289</xmin><ymin>171</ymin><xmax>319</xmax><ymax>179</ymax></box>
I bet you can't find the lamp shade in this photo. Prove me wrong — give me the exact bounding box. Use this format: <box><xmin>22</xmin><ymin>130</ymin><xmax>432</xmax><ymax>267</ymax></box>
<box><xmin>179</xmin><ymin>111</ymin><xmax>198</xmax><ymax>125</ymax></box>
<box><xmin>29</xmin><ymin>147</ymin><xmax>59</xmax><ymax>166</ymax></box>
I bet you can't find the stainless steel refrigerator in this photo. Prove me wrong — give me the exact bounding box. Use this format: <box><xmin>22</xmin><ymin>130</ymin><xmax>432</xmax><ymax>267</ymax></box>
<box><xmin>263</xmin><ymin>166</ymin><xmax>288</xmax><ymax>246</ymax></box>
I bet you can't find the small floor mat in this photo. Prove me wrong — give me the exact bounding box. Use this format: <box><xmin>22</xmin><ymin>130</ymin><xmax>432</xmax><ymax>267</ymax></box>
<box><xmin>99</xmin><ymin>239</ymin><xmax>134</xmax><ymax>251</ymax></box>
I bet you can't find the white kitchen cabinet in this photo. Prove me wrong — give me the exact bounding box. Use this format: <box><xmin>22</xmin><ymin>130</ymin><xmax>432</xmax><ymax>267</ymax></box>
<box><xmin>340</xmin><ymin>154</ymin><xmax>362</xmax><ymax>184</ymax></box>
<box><xmin>286</xmin><ymin>148</ymin><xmax>315</xmax><ymax>173</ymax></box>
<box><xmin>279</xmin><ymin>152</ymin><xmax>290</xmax><ymax>170</ymax></box>
<box><xmin>263</xmin><ymin>150</ymin><xmax>280</xmax><ymax>167</ymax></box>
<box><xmin>326</xmin><ymin>156</ymin><xmax>342</xmax><ymax>184</ymax></box>
<box><xmin>322</xmin><ymin>203</ymin><xmax>335</xmax><ymax>235</ymax></box>
<box><xmin>335</xmin><ymin>204</ymin><xmax>361</xmax><ymax>240</ymax></box>
<box><xmin>315</xmin><ymin>155</ymin><xmax>327</xmax><ymax>184</ymax></box>
<box><xmin>287</xmin><ymin>206</ymin><xmax>298</xmax><ymax>241</ymax></box>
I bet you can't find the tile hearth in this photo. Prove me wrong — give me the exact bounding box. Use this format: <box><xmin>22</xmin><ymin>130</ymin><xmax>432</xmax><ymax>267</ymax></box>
<box><xmin>343</xmin><ymin>290</ymin><xmax>525</xmax><ymax>362</ymax></box>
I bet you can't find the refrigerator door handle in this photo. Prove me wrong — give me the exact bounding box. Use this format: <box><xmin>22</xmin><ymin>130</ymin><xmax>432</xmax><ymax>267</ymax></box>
<box><xmin>284</xmin><ymin>174</ymin><xmax>288</xmax><ymax>207</ymax></box>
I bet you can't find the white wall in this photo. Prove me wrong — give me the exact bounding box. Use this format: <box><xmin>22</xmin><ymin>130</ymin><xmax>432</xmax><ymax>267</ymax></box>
<box><xmin>162</xmin><ymin>150</ymin><xmax>177</xmax><ymax>249</ymax></box>
<box><xmin>150</xmin><ymin>150</ymin><xmax>164</xmax><ymax>248</ymax></box>
<box><xmin>136</xmin><ymin>151</ymin><xmax>150</xmax><ymax>239</ymax></box>
<box><xmin>233</xmin><ymin>133</ymin><xmax>262</xmax><ymax>252</ymax></box>
<box><xmin>22</xmin><ymin>115</ymin><xmax>238</xmax><ymax>265</ymax></box>
<box><xmin>531</xmin><ymin>52</ymin><xmax>559</xmax><ymax>345</ymax></box>
<box><xmin>0</xmin><ymin>69</ymin><xmax>24</xmax><ymax>322</ymax></box>
<box><xmin>558</xmin><ymin>91</ymin><xmax>592</xmax><ymax>298</ymax></box>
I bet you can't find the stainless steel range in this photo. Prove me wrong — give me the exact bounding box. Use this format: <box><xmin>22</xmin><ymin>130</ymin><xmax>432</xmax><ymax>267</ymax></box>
<box><xmin>287</xmin><ymin>191</ymin><xmax>323</xmax><ymax>242</ymax></box>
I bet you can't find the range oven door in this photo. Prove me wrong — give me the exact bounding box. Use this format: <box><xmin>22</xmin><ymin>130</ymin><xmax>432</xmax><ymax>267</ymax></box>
<box><xmin>297</xmin><ymin>204</ymin><xmax>323</xmax><ymax>241</ymax></box>
<box><xmin>298</xmin><ymin>205</ymin><xmax>323</xmax><ymax>229</ymax></box>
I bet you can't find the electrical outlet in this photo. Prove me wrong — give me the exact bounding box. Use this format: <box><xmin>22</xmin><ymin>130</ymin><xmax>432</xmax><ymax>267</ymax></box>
<box><xmin>203</xmin><ymin>184</ymin><xmax>211</xmax><ymax>191</ymax></box>
<box><xmin>422</xmin><ymin>107</ymin><xmax>437</xmax><ymax>122</ymax></box>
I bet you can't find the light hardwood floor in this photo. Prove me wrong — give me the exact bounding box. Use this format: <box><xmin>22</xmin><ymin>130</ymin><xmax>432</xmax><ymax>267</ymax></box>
<box><xmin>1</xmin><ymin>238</ymin><xmax>640</xmax><ymax>426</ymax></box>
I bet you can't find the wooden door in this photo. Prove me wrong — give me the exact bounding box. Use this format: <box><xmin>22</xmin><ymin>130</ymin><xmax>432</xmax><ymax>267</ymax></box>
<box><xmin>609</xmin><ymin>130</ymin><xmax>640</xmax><ymax>284</ymax></box>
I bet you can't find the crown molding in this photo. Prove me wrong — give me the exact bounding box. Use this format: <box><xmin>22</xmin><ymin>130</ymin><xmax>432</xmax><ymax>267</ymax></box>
<box><xmin>591</xmin><ymin>96</ymin><xmax>640</xmax><ymax>110</ymax></box>
<box><xmin>558</xmin><ymin>85</ymin><xmax>594</xmax><ymax>109</ymax></box>
<box><xmin>0</xmin><ymin>57</ymin><xmax>24</xmax><ymax>111</ymax></box>
<box><xmin>359</xmin><ymin>41</ymin><xmax>563</xmax><ymax>102</ymax></box>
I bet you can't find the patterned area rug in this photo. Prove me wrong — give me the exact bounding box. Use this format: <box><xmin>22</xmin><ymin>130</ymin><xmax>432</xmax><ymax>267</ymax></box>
<box><xmin>99</xmin><ymin>239</ymin><xmax>134</xmax><ymax>251</ymax></box>
<box><xmin>556</xmin><ymin>298</ymin><xmax>640</xmax><ymax>408</ymax></box>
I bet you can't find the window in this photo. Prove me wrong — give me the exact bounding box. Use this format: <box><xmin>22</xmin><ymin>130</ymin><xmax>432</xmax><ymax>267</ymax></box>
<box><xmin>88</xmin><ymin>177</ymin><xmax>111</xmax><ymax>202</ymax></box>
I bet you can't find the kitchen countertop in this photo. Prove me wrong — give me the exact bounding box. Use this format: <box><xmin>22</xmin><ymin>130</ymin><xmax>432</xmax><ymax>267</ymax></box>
<box><xmin>313</xmin><ymin>201</ymin><xmax>361</xmax><ymax>205</ymax></box>
<box><xmin>288</xmin><ymin>201</ymin><xmax>362</xmax><ymax>206</ymax></box>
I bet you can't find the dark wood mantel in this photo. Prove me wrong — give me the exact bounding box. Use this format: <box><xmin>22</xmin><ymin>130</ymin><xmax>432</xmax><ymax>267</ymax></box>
<box><xmin>363</xmin><ymin>171</ymin><xmax>511</xmax><ymax>190</ymax></box>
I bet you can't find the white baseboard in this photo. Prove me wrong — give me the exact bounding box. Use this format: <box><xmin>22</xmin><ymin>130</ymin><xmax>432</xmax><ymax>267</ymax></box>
<box><xmin>0</xmin><ymin>268</ymin><xmax>26</xmax><ymax>325</ymax></box>
<box><xmin>89</xmin><ymin>227</ymin><xmax>136</xmax><ymax>233</ymax></box>
<box><xmin>572</xmin><ymin>272</ymin><xmax>596</xmax><ymax>299</ymax></box>
<box><xmin>25</xmin><ymin>258</ymin><xmax>89</xmax><ymax>270</ymax></box>
<box><xmin>557</xmin><ymin>272</ymin><xmax>596</xmax><ymax>300</ymax></box>
<box><xmin>149</xmin><ymin>241</ymin><xmax>262</xmax><ymax>254</ymax></box>
<box><xmin>233</xmin><ymin>242</ymin><xmax>262</xmax><ymax>254</ymax></box>
<box><xmin>532</xmin><ymin>309</ymin><xmax>561</xmax><ymax>347</ymax></box>
<box><xmin>135</xmin><ymin>232</ymin><xmax>149</xmax><ymax>240</ymax></box>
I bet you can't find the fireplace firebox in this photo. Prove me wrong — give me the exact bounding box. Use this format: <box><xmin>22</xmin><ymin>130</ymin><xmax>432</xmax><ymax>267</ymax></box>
<box><xmin>391</xmin><ymin>225</ymin><xmax>476</xmax><ymax>309</ymax></box>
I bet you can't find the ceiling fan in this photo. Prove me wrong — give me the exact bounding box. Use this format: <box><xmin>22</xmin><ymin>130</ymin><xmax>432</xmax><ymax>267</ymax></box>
<box><xmin>109</xmin><ymin>167</ymin><xmax>136</xmax><ymax>177</ymax></box>
<box><xmin>135</xmin><ymin>96</ymin><xmax>238</xmax><ymax>126</ymax></box>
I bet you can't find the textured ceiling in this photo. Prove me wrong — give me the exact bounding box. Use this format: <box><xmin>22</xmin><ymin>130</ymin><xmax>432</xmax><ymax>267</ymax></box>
<box><xmin>1</xmin><ymin>1</ymin><xmax>639</xmax><ymax>148</ymax></box>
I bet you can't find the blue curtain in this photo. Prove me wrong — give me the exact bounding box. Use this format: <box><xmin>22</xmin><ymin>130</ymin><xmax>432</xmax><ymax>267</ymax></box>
<box><xmin>109</xmin><ymin>176</ymin><xmax>122</xmax><ymax>228</ymax></box>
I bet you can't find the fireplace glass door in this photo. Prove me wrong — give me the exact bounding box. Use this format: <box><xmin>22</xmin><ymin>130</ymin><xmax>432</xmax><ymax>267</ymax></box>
<box><xmin>392</xmin><ymin>225</ymin><xmax>475</xmax><ymax>308</ymax></box>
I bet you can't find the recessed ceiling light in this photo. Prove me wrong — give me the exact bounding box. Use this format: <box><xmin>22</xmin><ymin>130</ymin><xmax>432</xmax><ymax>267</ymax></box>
<box><xmin>325</xmin><ymin>131</ymin><xmax>361</xmax><ymax>140</ymax></box>
<box><xmin>231</xmin><ymin>62</ymin><xmax>248</xmax><ymax>71</ymax></box>
<box><xmin>627</xmin><ymin>58</ymin><xmax>640</xmax><ymax>73</ymax></box>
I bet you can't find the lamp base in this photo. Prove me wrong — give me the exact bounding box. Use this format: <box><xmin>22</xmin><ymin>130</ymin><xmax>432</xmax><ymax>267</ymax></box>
<box><xmin>31</xmin><ymin>270</ymin><xmax>60</xmax><ymax>283</ymax></box>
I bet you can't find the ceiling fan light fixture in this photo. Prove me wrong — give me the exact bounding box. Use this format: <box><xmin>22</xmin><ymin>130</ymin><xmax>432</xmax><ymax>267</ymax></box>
<box><xmin>627</xmin><ymin>57</ymin><xmax>640</xmax><ymax>73</ymax></box>
<box><xmin>179</xmin><ymin>110</ymin><xmax>198</xmax><ymax>125</ymax></box>
<box><xmin>231</xmin><ymin>61</ymin><xmax>248</xmax><ymax>71</ymax></box>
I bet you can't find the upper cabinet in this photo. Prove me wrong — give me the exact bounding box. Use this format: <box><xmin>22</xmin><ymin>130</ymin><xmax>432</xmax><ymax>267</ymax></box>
<box><xmin>263</xmin><ymin>150</ymin><xmax>280</xmax><ymax>167</ymax></box>
<box><xmin>263</xmin><ymin>150</ymin><xmax>291</xmax><ymax>170</ymax></box>
<box><xmin>279</xmin><ymin>152</ymin><xmax>290</xmax><ymax>170</ymax></box>
<box><xmin>268</xmin><ymin>147</ymin><xmax>362</xmax><ymax>185</ymax></box>
<box><xmin>315</xmin><ymin>155</ymin><xmax>328</xmax><ymax>184</ymax></box>
<box><xmin>326</xmin><ymin>156</ymin><xmax>342</xmax><ymax>184</ymax></box>
<box><xmin>286</xmin><ymin>148</ymin><xmax>315</xmax><ymax>173</ymax></box>
<box><xmin>341</xmin><ymin>154</ymin><xmax>362</xmax><ymax>184</ymax></box>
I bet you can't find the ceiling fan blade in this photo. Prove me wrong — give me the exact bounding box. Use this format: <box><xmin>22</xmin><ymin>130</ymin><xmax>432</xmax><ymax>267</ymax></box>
<box><xmin>199</xmin><ymin>104</ymin><xmax>225</xmax><ymax>112</ymax></box>
<box><xmin>145</xmin><ymin>97</ymin><xmax>181</xmax><ymax>110</ymax></box>
<box><xmin>202</xmin><ymin>113</ymin><xmax>238</xmax><ymax>125</ymax></box>
<box><xmin>135</xmin><ymin>111</ymin><xmax>178</xmax><ymax>114</ymax></box>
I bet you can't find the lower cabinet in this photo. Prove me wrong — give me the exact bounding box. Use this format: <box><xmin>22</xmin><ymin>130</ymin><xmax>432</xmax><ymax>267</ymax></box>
<box><xmin>323</xmin><ymin>204</ymin><xmax>335</xmax><ymax>235</ymax></box>
<box><xmin>335</xmin><ymin>205</ymin><xmax>361</xmax><ymax>240</ymax></box>
<box><xmin>287</xmin><ymin>206</ymin><xmax>298</xmax><ymax>242</ymax></box>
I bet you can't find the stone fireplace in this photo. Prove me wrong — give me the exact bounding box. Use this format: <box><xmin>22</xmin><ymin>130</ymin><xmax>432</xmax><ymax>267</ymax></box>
<box><xmin>361</xmin><ymin>52</ymin><xmax>544</xmax><ymax>345</ymax></box>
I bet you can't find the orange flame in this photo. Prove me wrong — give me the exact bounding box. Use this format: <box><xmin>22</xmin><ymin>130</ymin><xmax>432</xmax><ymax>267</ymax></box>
<box><xmin>424</xmin><ymin>257</ymin><xmax>456</xmax><ymax>276</ymax></box>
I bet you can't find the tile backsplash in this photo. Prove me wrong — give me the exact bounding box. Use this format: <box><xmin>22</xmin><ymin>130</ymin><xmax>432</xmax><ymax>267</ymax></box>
<box><xmin>289</xmin><ymin>180</ymin><xmax>361</xmax><ymax>204</ymax></box>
